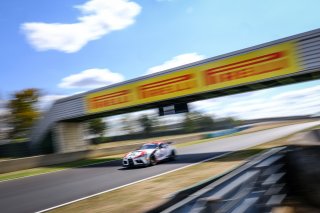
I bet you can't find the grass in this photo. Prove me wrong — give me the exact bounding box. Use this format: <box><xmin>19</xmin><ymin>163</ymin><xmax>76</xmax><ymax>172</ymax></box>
<box><xmin>50</xmin><ymin>131</ymin><xmax>295</xmax><ymax>213</ymax></box>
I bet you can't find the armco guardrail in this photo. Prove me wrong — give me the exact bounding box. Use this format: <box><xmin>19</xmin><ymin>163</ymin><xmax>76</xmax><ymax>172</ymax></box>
<box><xmin>204</xmin><ymin>126</ymin><xmax>250</xmax><ymax>139</ymax></box>
<box><xmin>149</xmin><ymin>146</ymin><xmax>287</xmax><ymax>213</ymax></box>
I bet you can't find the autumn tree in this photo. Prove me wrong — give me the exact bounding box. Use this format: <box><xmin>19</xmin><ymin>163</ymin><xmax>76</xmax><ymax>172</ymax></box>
<box><xmin>7</xmin><ymin>88</ymin><xmax>41</xmax><ymax>140</ymax></box>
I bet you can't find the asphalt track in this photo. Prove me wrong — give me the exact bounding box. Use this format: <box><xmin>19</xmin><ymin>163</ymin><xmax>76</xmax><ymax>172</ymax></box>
<box><xmin>0</xmin><ymin>121</ymin><xmax>319</xmax><ymax>213</ymax></box>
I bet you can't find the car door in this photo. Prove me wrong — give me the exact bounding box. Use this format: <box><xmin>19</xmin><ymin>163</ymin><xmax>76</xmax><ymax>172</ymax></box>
<box><xmin>157</xmin><ymin>143</ymin><xmax>167</xmax><ymax>160</ymax></box>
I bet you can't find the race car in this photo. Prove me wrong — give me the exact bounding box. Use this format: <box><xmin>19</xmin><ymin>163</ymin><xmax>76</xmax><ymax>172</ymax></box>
<box><xmin>122</xmin><ymin>142</ymin><xmax>176</xmax><ymax>168</ymax></box>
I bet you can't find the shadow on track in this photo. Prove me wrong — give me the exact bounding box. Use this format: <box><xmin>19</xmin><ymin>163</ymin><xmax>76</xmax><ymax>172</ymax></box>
<box><xmin>76</xmin><ymin>148</ymin><xmax>267</xmax><ymax>170</ymax></box>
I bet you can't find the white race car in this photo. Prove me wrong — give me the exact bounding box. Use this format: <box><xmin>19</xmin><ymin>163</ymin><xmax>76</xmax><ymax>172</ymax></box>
<box><xmin>122</xmin><ymin>142</ymin><xmax>176</xmax><ymax>168</ymax></box>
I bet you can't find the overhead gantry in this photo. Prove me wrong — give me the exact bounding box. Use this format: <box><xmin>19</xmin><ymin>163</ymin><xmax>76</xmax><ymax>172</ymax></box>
<box><xmin>31</xmin><ymin>29</ymin><xmax>320</xmax><ymax>153</ymax></box>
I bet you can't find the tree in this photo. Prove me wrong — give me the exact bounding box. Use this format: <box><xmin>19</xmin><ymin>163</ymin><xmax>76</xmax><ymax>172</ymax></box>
<box><xmin>138</xmin><ymin>115</ymin><xmax>153</xmax><ymax>135</ymax></box>
<box><xmin>88</xmin><ymin>118</ymin><xmax>107</xmax><ymax>138</ymax></box>
<box><xmin>215</xmin><ymin>117</ymin><xmax>242</xmax><ymax>129</ymax></box>
<box><xmin>182</xmin><ymin>113</ymin><xmax>196</xmax><ymax>133</ymax></box>
<box><xmin>121</xmin><ymin>115</ymin><xmax>134</xmax><ymax>134</ymax></box>
<box><xmin>7</xmin><ymin>88</ymin><xmax>41</xmax><ymax>139</ymax></box>
<box><xmin>182</xmin><ymin>112</ymin><xmax>215</xmax><ymax>132</ymax></box>
<box><xmin>198</xmin><ymin>115</ymin><xmax>215</xmax><ymax>130</ymax></box>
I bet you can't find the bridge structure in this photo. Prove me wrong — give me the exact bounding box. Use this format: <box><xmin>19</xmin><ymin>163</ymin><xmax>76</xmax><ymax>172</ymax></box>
<box><xmin>31</xmin><ymin>29</ymin><xmax>320</xmax><ymax>153</ymax></box>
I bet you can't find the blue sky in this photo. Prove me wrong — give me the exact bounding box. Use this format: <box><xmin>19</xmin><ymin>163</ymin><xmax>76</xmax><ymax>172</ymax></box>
<box><xmin>0</xmin><ymin>0</ymin><xmax>320</xmax><ymax>123</ymax></box>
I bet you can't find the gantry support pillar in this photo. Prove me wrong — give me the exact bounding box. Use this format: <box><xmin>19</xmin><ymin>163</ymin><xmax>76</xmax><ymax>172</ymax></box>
<box><xmin>54</xmin><ymin>122</ymin><xmax>88</xmax><ymax>153</ymax></box>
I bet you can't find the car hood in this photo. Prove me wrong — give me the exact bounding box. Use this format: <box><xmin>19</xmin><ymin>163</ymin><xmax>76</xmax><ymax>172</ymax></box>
<box><xmin>124</xmin><ymin>149</ymin><xmax>156</xmax><ymax>158</ymax></box>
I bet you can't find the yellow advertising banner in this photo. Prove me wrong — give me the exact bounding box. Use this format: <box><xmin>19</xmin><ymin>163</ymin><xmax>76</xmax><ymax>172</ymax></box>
<box><xmin>198</xmin><ymin>42</ymin><xmax>301</xmax><ymax>91</ymax></box>
<box><xmin>85</xmin><ymin>41</ymin><xmax>301</xmax><ymax>114</ymax></box>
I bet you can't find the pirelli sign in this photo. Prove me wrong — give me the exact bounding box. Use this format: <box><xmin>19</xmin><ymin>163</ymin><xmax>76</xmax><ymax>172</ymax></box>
<box><xmin>85</xmin><ymin>41</ymin><xmax>301</xmax><ymax>114</ymax></box>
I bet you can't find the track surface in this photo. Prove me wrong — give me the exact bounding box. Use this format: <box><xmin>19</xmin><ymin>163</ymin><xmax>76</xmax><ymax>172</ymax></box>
<box><xmin>0</xmin><ymin>121</ymin><xmax>319</xmax><ymax>213</ymax></box>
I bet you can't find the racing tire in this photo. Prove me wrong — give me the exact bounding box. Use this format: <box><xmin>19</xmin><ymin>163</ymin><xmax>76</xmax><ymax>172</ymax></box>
<box><xmin>169</xmin><ymin>150</ymin><xmax>176</xmax><ymax>161</ymax></box>
<box><xmin>149</xmin><ymin>155</ymin><xmax>157</xmax><ymax>166</ymax></box>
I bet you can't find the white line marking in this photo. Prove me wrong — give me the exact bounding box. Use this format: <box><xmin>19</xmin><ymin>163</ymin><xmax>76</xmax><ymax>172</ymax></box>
<box><xmin>4</xmin><ymin>121</ymin><xmax>315</xmax><ymax>184</ymax></box>
<box><xmin>18</xmin><ymin>121</ymin><xmax>320</xmax><ymax>212</ymax></box>
<box><xmin>36</xmin><ymin>152</ymin><xmax>232</xmax><ymax>213</ymax></box>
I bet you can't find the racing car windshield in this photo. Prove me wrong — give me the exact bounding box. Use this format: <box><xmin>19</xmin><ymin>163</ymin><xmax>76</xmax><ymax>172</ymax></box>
<box><xmin>140</xmin><ymin>144</ymin><xmax>158</xmax><ymax>149</ymax></box>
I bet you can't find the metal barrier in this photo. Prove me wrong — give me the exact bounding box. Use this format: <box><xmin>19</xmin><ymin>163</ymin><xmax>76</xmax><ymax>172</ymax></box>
<box><xmin>156</xmin><ymin>146</ymin><xmax>287</xmax><ymax>213</ymax></box>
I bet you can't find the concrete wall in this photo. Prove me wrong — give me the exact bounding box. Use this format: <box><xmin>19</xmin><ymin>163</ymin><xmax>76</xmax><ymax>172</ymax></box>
<box><xmin>0</xmin><ymin>151</ymin><xmax>90</xmax><ymax>174</ymax></box>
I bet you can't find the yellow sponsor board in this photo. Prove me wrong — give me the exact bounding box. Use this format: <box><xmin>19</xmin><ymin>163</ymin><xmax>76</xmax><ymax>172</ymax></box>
<box><xmin>85</xmin><ymin>69</ymin><xmax>200</xmax><ymax>114</ymax></box>
<box><xmin>198</xmin><ymin>42</ymin><xmax>301</xmax><ymax>91</ymax></box>
<box><xmin>85</xmin><ymin>41</ymin><xmax>301</xmax><ymax>114</ymax></box>
<box><xmin>85</xmin><ymin>83</ymin><xmax>138</xmax><ymax>114</ymax></box>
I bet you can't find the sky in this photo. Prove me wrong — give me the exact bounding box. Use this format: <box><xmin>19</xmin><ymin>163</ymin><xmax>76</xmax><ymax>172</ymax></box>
<box><xmin>0</xmin><ymin>0</ymin><xmax>320</xmax><ymax>129</ymax></box>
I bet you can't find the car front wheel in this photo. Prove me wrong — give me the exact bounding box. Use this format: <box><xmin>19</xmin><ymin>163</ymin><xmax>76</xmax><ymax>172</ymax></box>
<box><xmin>149</xmin><ymin>155</ymin><xmax>157</xmax><ymax>166</ymax></box>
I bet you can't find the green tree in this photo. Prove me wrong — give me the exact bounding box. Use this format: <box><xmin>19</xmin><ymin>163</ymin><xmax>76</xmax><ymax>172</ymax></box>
<box><xmin>198</xmin><ymin>115</ymin><xmax>215</xmax><ymax>130</ymax></box>
<box><xmin>7</xmin><ymin>88</ymin><xmax>41</xmax><ymax>139</ymax></box>
<box><xmin>88</xmin><ymin>118</ymin><xmax>107</xmax><ymax>138</ymax></box>
<box><xmin>215</xmin><ymin>117</ymin><xmax>241</xmax><ymax>129</ymax></box>
<box><xmin>182</xmin><ymin>113</ymin><xmax>196</xmax><ymax>133</ymax></box>
<box><xmin>182</xmin><ymin>112</ymin><xmax>215</xmax><ymax>132</ymax></box>
<box><xmin>138</xmin><ymin>115</ymin><xmax>153</xmax><ymax>135</ymax></box>
<box><xmin>121</xmin><ymin>116</ymin><xmax>134</xmax><ymax>134</ymax></box>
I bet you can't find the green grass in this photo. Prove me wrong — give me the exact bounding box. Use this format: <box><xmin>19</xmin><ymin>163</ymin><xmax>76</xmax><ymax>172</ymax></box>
<box><xmin>0</xmin><ymin>157</ymin><xmax>121</xmax><ymax>182</ymax></box>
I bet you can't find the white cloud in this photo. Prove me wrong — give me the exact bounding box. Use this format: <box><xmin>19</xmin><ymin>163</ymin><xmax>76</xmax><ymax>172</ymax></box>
<box><xmin>21</xmin><ymin>0</ymin><xmax>141</xmax><ymax>53</ymax></box>
<box><xmin>191</xmin><ymin>84</ymin><xmax>320</xmax><ymax>119</ymax></box>
<box><xmin>146</xmin><ymin>53</ymin><xmax>205</xmax><ymax>75</ymax></box>
<box><xmin>39</xmin><ymin>91</ymin><xmax>95</xmax><ymax>110</ymax></box>
<box><xmin>38</xmin><ymin>94</ymin><xmax>69</xmax><ymax>110</ymax></box>
<box><xmin>58</xmin><ymin>68</ymin><xmax>124</xmax><ymax>89</ymax></box>
<box><xmin>190</xmin><ymin>99</ymin><xmax>221</xmax><ymax>112</ymax></box>
<box><xmin>272</xmin><ymin>85</ymin><xmax>320</xmax><ymax>101</ymax></box>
